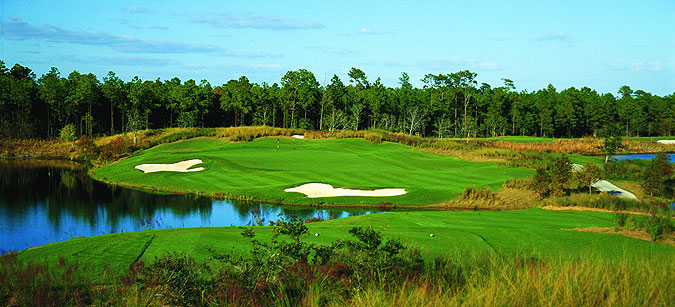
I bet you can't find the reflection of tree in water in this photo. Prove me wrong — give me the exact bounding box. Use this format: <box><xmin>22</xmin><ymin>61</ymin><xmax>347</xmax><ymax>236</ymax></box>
<box><xmin>0</xmin><ymin>161</ymin><xmax>212</xmax><ymax>231</ymax></box>
<box><xmin>0</xmin><ymin>160</ymin><xmax>381</xmax><ymax>235</ymax></box>
<box><xmin>59</xmin><ymin>171</ymin><xmax>77</xmax><ymax>189</ymax></box>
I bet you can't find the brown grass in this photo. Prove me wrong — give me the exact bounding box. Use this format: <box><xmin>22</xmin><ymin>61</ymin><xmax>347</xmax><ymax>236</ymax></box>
<box><xmin>417</xmin><ymin>147</ymin><xmax>507</xmax><ymax>163</ymax></box>
<box><xmin>481</xmin><ymin>139</ymin><xmax>675</xmax><ymax>155</ymax></box>
<box><xmin>570</xmin><ymin>227</ymin><xmax>675</xmax><ymax>245</ymax></box>
<box><xmin>434</xmin><ymin>187</ymin><xmax>539</xmax><ymax>210</ymax></box>
<box><xmin>541</xmin><ymin>205</ymin><xmax>650</xmax><ymax>216</ymax></box>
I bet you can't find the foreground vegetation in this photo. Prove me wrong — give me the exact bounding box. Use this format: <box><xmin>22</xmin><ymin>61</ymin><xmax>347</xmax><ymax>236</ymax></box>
<box><xmin>13</xmin><ymin>210</ymin><xmax>675</xmax><ymax>275</ymax></box>
<box><xmin>4</xmin><ymin>211</ymin><xmax>674</xmax><ymax>306</ymax></box>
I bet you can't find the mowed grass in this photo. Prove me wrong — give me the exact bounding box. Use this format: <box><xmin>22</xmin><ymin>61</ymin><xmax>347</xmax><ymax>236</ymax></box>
<box><xmin>15</xmin><ymin>209</ymin><xmax>674</xmax><ymax>277</ymax></box>
<box><xmin>93</xmin><ymin>137</ymin><xmax>533</xmax><ymax>206</ymax></box>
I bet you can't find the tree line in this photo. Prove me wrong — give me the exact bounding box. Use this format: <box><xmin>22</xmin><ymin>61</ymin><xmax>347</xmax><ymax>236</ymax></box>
<box><xmin>1</xmin><ymin>60</ymin><xmax>673</xmax><ymax>140</ymax></box>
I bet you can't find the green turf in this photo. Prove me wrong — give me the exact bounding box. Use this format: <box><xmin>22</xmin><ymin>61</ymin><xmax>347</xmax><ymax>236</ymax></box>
<box><xmin>16</xmin><ymin>209</ymin><xmax>674</xmax><ymax>276</ymax></box>
<box><xmin>93</xmin><ymin>138</ymin><xmax>533</xmax><ymax>206</ymax></box>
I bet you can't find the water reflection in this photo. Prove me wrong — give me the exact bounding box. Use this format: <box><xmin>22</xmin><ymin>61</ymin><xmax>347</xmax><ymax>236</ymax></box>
<box><xmin>0</xmin><ymin>160</ymin><xmax>377</xmax><ymax>253</ymax></box>
<box><xmin>611</xmin><ymin>153</ymin><xmax>674</xmax><ymax>162</ymax></box>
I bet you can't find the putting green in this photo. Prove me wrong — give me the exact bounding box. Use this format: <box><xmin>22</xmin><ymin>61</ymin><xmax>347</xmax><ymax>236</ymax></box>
<box><xmin>93</xmin><ymin>138</ymin><xmax>533</xmax><ymax>206</ymax></box>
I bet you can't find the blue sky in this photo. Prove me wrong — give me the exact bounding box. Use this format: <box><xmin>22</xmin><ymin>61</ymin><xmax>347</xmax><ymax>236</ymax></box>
<box><xmin>1</xmin><ymin>0</ymin><xmax>673</xmax><ymax>95</ymax></box>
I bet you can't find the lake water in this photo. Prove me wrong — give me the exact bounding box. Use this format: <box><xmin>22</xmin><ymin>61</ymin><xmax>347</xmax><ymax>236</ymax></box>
<box><xmin>0</xmin><ymin>160</ymin><xmax>379</xmax><ymax>253</ymax></box>
<box><xmin>612</xmin><ymin>153</ymin><xmax>674</xmax><ymax>162</ymax></box>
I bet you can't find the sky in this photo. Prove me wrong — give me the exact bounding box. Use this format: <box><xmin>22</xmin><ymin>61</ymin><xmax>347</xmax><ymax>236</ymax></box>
<box><xmin>1</xmin><ymin>0</ymin><xmax>673</xmax><ymax>95</ymax></box>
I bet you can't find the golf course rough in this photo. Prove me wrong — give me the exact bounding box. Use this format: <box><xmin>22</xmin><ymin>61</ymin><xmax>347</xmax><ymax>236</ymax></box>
<box><xmin>93</xmin><ymin>137</ymin><xmax>534</xmax><ymax>206</ymax></box>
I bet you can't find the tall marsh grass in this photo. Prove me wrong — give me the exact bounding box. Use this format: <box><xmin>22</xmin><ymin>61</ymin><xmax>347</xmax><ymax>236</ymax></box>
<box><xmin>4</xmin><ymin>250</ymin><xmax>673</xmax><ymax>306</ymax></box>
<box><xmin>346</xmin><ymin>254</ymin><xmax>675</xmax><ymax>307</ymax></box>
<box><xmin>483</xmin><ymin>138</ymin><xmax>674</xmax><ymax>155</ymax></box>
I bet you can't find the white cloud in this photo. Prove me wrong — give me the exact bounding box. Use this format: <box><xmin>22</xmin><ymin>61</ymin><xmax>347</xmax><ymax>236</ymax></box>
<box><xmin>419</xmin><ymin>58</ymin><xmax>504</xmax><ymax>71</ymax></box>
<box><xmin>123</xmin><ymin>6</ymin><xmax>149</xmax><ymax>14</ymax></box>
<box><xmin>532</xmin><ymin>32</ymin><xmax>576</xmax><ymax>46</ymax></box>
<box><xmin>336</xmin><ymin>48</ymin><xmax>360</xmax><ymax>55</ymax></box>
<box><xmin>188</xmin><ymin>13</ymin><xmax>324</xmax><ymax>30</ymax></box>
<box><xmin>55</xmin><ymin>55</ymin><xmax>177</xmax><ymax>67</ymax></box>
<box><xmin>609</xmin><ymin>61</ymin><xmax>663</xmax><ymax>72</ymax></box>
<box><xmin>0</xmin><ymin>17</ymin><xmax>279</xmax><ymax>57</ymax></box>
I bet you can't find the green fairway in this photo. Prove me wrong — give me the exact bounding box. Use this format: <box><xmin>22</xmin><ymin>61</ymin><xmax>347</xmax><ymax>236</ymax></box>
<box><xmin>93</xmin><ymin>137</ymin><xmax>533</xmax><ymax>206</ymax></box>
<box><xmin>16</xmin><ymin>209</ymin><xmax>674</xmax><ymax>276</ymax></box>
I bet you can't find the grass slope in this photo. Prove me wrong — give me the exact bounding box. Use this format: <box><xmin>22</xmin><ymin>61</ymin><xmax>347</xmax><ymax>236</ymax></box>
<box><xmin>16</xmin><ymin>209</ymin><xmax>674</xmax><ymax>277</ymax></box>
<box><xmin>93</xmin><ymin>138</ymin><xmax>533</xmax><ymax>206</ymax></box>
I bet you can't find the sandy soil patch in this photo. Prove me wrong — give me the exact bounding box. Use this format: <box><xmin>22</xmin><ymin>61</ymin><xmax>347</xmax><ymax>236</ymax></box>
<box><xmin>657</xmin><ymin>140</ymin><xmax>675</xmax><ymax>144</ymax></box>
<box><xmin>135</xmin><ymin>159</ymin><xmax>204</xmax><ymax>173</ymax></box>
<box><xmin>570</xmin><ymin>227</ymin><xmax>675</xmax><ymax>245</ymax></box>
<box><xmin>292</xmin><ymin>134</ymin><xmax>305</xmax><ymax>139</ymax></box>
<box><xmin>285</xmin><ymin>183</ymin><xmax>406</xmax><ymax>198</ymax></box>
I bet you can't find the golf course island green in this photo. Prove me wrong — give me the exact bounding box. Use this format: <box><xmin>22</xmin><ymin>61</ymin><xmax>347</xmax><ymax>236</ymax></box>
<box><xmin>93</xmin><ymin>137</ymin><xmax>534</xmax><ymax>206</ymax></box>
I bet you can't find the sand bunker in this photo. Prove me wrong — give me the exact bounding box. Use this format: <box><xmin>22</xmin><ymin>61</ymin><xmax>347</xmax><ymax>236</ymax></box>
<box><xmin>591</xmin><ymin>180</ymin><xmax>637</xmax><ymax>199</ymax></box>
<box><xmin>657</xmin><ymin>140</ymin><xmax>675</xmax><ymax>144</ymax></box>
<box><xmin>292</xmin><ymin>134</ymin><xmax>305</xmax><ymax>139</ymax></box>
<box><xmin>135</xmin><ymin>159</ymin><xmax>204</xmax><ymax>173</ymax></box>
<box><xmin>571</xmin><ymin>164</ymin><xmax>636</xmax><ymax>199</ymax></box>
<box><xmin>285</xmin><ymin>183</ymin><xmax>406</xmax><ymax>198</ymax></box>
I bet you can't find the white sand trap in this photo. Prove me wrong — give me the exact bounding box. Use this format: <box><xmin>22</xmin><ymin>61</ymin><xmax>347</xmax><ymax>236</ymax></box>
<box><xmin>572</xmin><ymin>164</ymin><xmax>636</xmax><ymax>199</ymax></box>
<box><xmin>657</xmin><ymin>140</ymin><xmax>675</xmax><ymax>144</ymax></box>
<box><xmin>591</xmin><ymin>180</ymin><xmax>637</xmax><ymax>200</ymax></box>
<box><xmin>135</xmin><ymin>159</ymin><xmax>204</xmax><ymax>173</ymax></box>
<box><xmin>292</xmin><ymin>134</ymin><xmax>305</xmax><ymax>139</ymax></box>
<box><xmin>285</xmin><ymin>183</ymin><xmax>406</xmax><ymax>198</ymax></box>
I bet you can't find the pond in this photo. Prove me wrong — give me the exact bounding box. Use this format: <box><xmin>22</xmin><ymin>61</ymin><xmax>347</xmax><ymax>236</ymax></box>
<box><xmin>0</xmin><ymin>160</ymin><xmax>380</xmax><ymax>254</ymax></box>
<box><xmin>611</xmin><ymin>153</ymin><xmax>674</xmax><ymax>162</ymax></box>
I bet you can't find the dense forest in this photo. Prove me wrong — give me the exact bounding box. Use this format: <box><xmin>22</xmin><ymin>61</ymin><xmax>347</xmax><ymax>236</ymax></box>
<box><xmin>1</xmin><ymin>60</ymin><xmax>673</xmax><ymax>140</ymax></box>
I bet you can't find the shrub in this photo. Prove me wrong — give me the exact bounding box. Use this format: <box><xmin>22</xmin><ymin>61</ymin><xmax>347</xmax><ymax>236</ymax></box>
<box><xmin>99</xmin><ymin>136</ymin><xmax>133</xmax><ymax>161</ymax></box>
<box><xmin>298</xmin><ymin>118</ymin><xmax>314</xmax><ymax>130</ymax></box>
<box><xmin>461</xmin><ymin>186</ymin><xmax>497</xmax><ymax>202</ymax></box>
<box><xmin>363</xmin><ymin>131</ymin><xmax>383</xmax><ymax>144</ymax></box>
<box><xmin>140</xmin><ymin>252</ymin><xmax>212</xmax><ymax>306</ymax></box>
<box><xmin>614</xmin><ymin>213</ymin><xmax>629</xmax><ymax>230</ymax></box>
<box><xmin>59</xmin><ymin>124</ymin><xmax>77</xmax><ymax>143</ymax></box>
<box><xmin>642</xmin><ymin>153</ymin><xmax>674</xmax><ymax>197</ymax></box>
<box><xmin>637</xmin><ymin>213</ymin><xmax>675</xmax><ymax>241</ymax></box>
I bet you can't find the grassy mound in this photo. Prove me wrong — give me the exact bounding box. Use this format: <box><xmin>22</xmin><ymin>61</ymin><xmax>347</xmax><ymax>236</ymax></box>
<box><xmin>93</xmin><ymin>137</ymin><xmax>533</xmax><ymax>206</ymax></box>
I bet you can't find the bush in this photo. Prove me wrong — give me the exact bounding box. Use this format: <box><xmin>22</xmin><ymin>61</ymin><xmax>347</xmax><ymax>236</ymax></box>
<box><xmin>59</xmin><ymin>124</ymin><xmax>77</xmax><ymax>143</ymax></box>
<box><xmin>461</xmin><ymin>186</ymin><xmax>497</xmax><ymax>202</ymax></box>
<box><xmin>634</xmin><ymin>213</ymin><xmax>675</xmax><ymax>241</ymax></box>
<box><xmin>140</xmin><ymin>252</ymin><xmax>212</xmax><ymax>306</ymax></box>
<box><xmin>298</xmin><ymin>118</ymin><xmax>314</xmax><ymax>130</ymax></box>
<box><xmin>614</xmin><ymin>213</ymin><xmax>629</xmax><ymax>229</ymax></box>
<box><xmin>99</xmin><ymin>136</ymin><xmax>133</xmax><ymax>161</ymax></box>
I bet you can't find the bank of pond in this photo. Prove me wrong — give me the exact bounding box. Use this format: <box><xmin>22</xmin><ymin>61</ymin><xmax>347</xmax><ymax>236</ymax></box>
<box><xmin>3</xmin><ymin>157</ymin><xmax>673</xmax><ymax>258</ymax></box>
<box><xmin>0</xmin><ymin>160</ymin><xmax>379</xmax><ymax>253</ymax></box>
